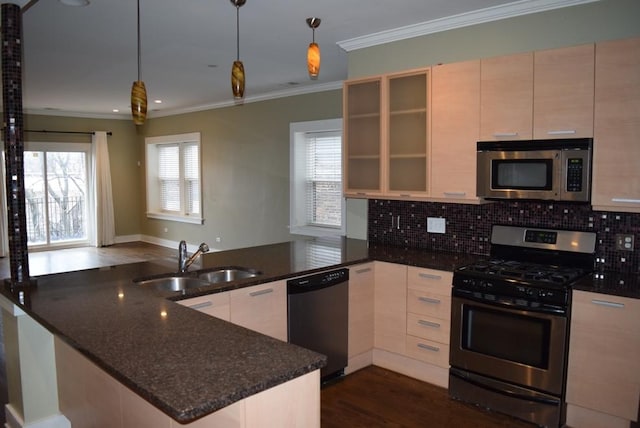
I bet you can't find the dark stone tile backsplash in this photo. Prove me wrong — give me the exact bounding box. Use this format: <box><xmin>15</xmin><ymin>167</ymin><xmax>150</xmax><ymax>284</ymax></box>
<box><xmin>367</xmin><ymin>199</ymin><xmax>640</xmax><ymax>274</ymax></box>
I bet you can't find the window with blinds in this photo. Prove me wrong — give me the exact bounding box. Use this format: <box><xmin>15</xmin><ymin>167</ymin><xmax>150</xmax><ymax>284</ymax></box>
<box><xmin>305</xmin><ymin>131</ymin><xmax>342</xmax><ymax>228</ymax></box>
<box><xmin>290</xmin><ymin>119</ymin><xmax>344</xmax><ymax>237</ymax></box>
<box><xmin>145</xmin><ymin>133</ymin><xmax>203</xmax><ymax>224</ymax></box>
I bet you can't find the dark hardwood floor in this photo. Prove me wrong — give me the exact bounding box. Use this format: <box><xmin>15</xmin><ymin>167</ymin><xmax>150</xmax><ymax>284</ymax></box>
<box><xmin>322</xmin><ymin>366</ymin><xmax>537</xmax><ymax>428</ymax></box>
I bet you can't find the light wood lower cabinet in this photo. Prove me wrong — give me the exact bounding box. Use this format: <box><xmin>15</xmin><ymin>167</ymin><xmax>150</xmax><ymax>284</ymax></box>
<box><xmin>230</xmin><ymin>281</ymin><xmax>287</xmax><ymax>342</ymax></box>
<box><xmin>347</xmin><ymin>262</ymin><xmax>375</xmax><ymax>373</ymax></box>
<box><xmin>373</xmin><ymin>262</ymin><xmax>452</xmax><ymax>388</ymax></box>
<box><xmin>566</xmin><ymin>291</ymin><xmax>640</xmax><ymax>427</ymax></box>
<box><xmin>404</xmin><ymin>267</ymin><xmax>452</xmax><ymax>379</ymax></box>
<box><xmin>55</xmin><ymin>337</ymin><xmax>319</xmax><ymax>428</ymax></box>
<box><xmin>374</xmin><ymin>262</ymin><xmax>407</xmax><ymax>354</ymax></box>
<box><xmin>177</xmin><ymin>292</ymin><xmax>230</xmax><ymax>321</ymax></box>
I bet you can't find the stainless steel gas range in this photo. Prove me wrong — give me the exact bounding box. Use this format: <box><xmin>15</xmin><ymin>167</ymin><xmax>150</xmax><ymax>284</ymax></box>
<box><xmin>449</xmin><ymin>225</ymin><xmax>597</xmax><ymax>428</ymax></box>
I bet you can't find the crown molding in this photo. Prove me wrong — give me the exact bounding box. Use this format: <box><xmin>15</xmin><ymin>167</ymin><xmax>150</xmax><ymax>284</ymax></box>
<box><xmin>337</xmin><ymin>0</ymin><xmax>601</xmax><ymax>52</ymax></box>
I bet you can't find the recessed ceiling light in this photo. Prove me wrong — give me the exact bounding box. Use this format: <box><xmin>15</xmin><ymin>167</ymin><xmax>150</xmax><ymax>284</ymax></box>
<box><xmin>154</xmin><ymin>100</ymin><xmax>162</xmax><ymax>104</ymax></box>
<box><xmin>59</xmin><ymin>0</ymin><xmax>90</xmax><ymax>6</ymax></box>
<box><xmin>112</xmin><ymin>109</ymin><xmax>119</xmax><ymax>113</ymax></box>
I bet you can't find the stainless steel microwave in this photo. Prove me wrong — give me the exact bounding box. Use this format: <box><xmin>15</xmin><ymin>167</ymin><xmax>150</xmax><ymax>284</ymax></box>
<box><xmin>476</xmin><ymin>138</ymin><xmax>593</xmax><ymax>202</ymax></box>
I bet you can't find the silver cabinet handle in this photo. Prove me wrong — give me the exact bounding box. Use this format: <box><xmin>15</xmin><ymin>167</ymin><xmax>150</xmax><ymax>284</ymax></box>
<box><xmin>591</xmin><ymin>299</ymin><xmax>624</xmax><ymax>309</ymax></box>
<box><xmin>355</xmin><ymin>267</ymin><xmax>372</xmax><ymax>274</ymax></box>
<box><xmin>187</xmin><ymin>301</ymin><xmax>213</xmax><ymax>310</ymax></box>
<box><xmin>418</xmin><ymin>272</ymin><xmax>442</xmax><ymax>280</ymax></box>
<box><xmin>418</xmin><ymin>296</ymin><xmax>441</xmax><ymax>304</ymax></box>
<box><xmin>611</xmin><ymin>198</ymin><xmax>640</xmax><ymax>204</ymax></box>
<box><xmin>547</xmin><ymin>130</ymin><xmax>576</xmax><ymax>135</ymax></box>
<box><xmin>249</xmin><ymin>288</ymin><xmax>273</xmax><ymax>297</ymax></box>
<box><xmin>443</xmin><ymin>191</ymin><xmax>466</xmax><ymax>197</ymax></box>
<box><xmin>417</xmin><ymin>343</ymin><xmax>440</xmax><ymax>352</ymax></box>
<box><xmin>493</xmin><ymin>132</ymin><xmax>518</xmax><ymax>137</ymax></box>
<box><xmin>418</xmin><ymin>319</ymin><xmax>441</xmax><ymax>328</ymax></box>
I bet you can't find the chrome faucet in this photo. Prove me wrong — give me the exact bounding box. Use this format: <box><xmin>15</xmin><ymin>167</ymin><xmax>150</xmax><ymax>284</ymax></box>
<box><xmin>178</xmin><ymin>241</ymin><xmax>210</xmax><ymax>273</ymax></box>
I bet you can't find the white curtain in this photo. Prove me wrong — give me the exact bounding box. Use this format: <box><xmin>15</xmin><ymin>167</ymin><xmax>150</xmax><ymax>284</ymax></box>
<box><xmin>92</xmin><ymin>131</ymin><xmax>115</xmax><ymax>246</ymax></box>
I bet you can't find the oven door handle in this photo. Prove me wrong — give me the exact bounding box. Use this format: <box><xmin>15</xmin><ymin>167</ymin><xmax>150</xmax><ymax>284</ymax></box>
<box><xmin>450</xmin><ymin>369</ymin><xmax>560</xmax><ymax>406</ymax></box>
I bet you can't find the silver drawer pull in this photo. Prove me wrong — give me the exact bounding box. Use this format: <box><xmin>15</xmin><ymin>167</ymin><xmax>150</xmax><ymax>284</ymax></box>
<box><xmin>417</xmin><ymin>343</ymin><xmax>440</xmax><ymax>352</ymax></box>
<box><xmin>591</xmin><ymin>299</ymin><xmax>624</xmax><ymax>309</ymax></box>
<box><xmin>611</xmin><ymin>198</ymin><xmax>640</xmax><ymax>204</ymax></box>
<box><xmin>493</xmin><ymin>132</ymin><xmax>518</xmax><ymax>137</ymax></box>
<box><xmin>355</xmin><ymin>267</ymin><xmax>372</xmax><ymax>274</ymax></box>
<box><xmin>249</xmin><ymin>288</ymin><xmax>274</xmax><ymax>297</ymax></box>
<box><xmin>418</xmin><ymin>296</ymin><xmax>441</xmax><ymax>304</ymax></box>
<box><xmin>443</xmin><ymin>191</ymin><xmax>466</xmax><ymax>197</ymax></box>
<box><xmin>547</xmin><ymin>129</ymin><xmax>576</xmax><ymax>135</ymax></box>
<box><xmin>187</xmin><ymin>301</ymin><xmax>213</xmax><ymax>310</ymax></box>
<box><xmin>418</xmin><ymin>319</ymin><xmax>441</xmax><ymax>328</ymax></box>
<box><xmin>418</xmin><ymin>272</ymin><xmax>442</xmax><ymax>280</ymax></box>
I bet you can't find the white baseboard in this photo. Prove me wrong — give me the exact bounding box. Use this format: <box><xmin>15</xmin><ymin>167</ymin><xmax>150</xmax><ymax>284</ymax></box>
<box><xmin>4</xmin><ymin>405</ymin><xmax>70</xmax><ymax>428</ymax></box>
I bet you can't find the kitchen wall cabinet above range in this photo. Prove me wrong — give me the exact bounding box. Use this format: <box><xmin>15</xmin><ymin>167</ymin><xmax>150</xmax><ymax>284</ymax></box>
<box><xmin>591</xmin><ymin>36</ymin><xmax>640</xmax><ymax>213</ymax></box>
<box><xmin>343</xmin><ymin>69</ymin><xmax>430</xmax><ymax>199</ymax></box>
<box><xmin>480</xmin><ymin>44</ymin><xmax>595</xmax><ymax>141</ymax></box>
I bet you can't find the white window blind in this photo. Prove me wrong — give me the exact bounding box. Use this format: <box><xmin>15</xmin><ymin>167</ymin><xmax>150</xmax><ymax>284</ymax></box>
<box><xmin>305</xmin><ymin>131</ymin><xmax>342</xmax><ymax>228</ymax></box>
<box><xmin>145</xmin><ymin>133</ymin><xmax>202</xmax><ymax>224</ymax></box>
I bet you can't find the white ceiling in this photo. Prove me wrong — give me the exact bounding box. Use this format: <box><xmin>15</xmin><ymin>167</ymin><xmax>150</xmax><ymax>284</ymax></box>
<box><xmin>2</xmin><ymin>0</ymin><xmax>596</xmax><ymax>119</ymax></box>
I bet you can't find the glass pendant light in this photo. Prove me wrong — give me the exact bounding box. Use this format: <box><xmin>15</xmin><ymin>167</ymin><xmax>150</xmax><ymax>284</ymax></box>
<box><xmin>131</xmin><ymin>0</ymin><xmax>147</xmax><ymax>125</ymax></box>
<box><xmin>230</xmin><ymin>0</ymin><xmax>246</xmax><ymax>99</ymax></box>
<box><xmin>306</xmin><ymin>17</ymin><xmax>321</xmax><ymax>80</ymax></box>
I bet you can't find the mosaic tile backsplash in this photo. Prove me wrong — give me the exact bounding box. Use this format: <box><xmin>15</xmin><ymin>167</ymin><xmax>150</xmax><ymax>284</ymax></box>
<box><xmin>368</xmin><ymin>199</ymin><xmax>640</xmax><ymax>274</ymax></box>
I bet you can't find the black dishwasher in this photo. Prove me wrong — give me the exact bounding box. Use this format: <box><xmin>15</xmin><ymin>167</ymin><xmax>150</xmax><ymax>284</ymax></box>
<box><xmin>287</xmin><ymin>268</ymin><xmax>349</xmax><ymax>382</ymax></box>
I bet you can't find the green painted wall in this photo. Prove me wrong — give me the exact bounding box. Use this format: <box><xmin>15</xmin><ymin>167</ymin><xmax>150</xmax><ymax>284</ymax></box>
<box><xmin>140</xmin><ymin>90</ymin><xmax>342</xmax><ymax>250</ymax></box>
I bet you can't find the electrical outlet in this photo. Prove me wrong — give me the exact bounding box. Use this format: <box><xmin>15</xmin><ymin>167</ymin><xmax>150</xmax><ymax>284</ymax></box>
<box><xmin>615</xmin><ymin>234</ymin><xmax>634</xmax><ymax>251</ymax></box>
<box><xmin>427</xmin><ymin>217</ymin><xmax>446</xmax><ymax>234</ymax></box>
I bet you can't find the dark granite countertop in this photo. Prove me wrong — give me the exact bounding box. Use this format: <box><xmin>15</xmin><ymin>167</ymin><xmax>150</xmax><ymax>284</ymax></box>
<box><xmin>2</xmin><ymin>237</ymin><xmax>636</xmax><ymax>423</ymax></box>
<box><xmin>572</xmin><ymin>271</ymin><xmax>640</xmax><ymax>300</ymax></box>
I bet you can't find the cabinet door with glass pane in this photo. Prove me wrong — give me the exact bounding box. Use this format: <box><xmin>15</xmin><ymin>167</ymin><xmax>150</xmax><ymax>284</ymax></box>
<box><xmin>386</xmin><ymin>69</ymin><xmax>430</xmax><ymax>196</ymax></box>
<box><xmin>343</xmin><ymin>77</ymin><xmax>383</xmax><ymax>197</ymax></box>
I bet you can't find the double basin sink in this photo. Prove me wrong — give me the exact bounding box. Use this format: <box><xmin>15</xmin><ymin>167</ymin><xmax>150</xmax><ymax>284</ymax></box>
<box><xmin>135</xmin><ymin>267</ymin><xmax>261</xmax><ymax>292</ymax></box>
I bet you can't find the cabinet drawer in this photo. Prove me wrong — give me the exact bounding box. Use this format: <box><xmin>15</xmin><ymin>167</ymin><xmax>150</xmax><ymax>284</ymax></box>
<box><xmin>230</xmin><ymin>281</ymin><xmax>287</xmax><ymax>341</ymax></box>
<box><xmin>178</xmin><ymin>292</ymin><xmax>230</xmax><ymax>321</ymax></box>
<box><xmin>406</xmin><ymin>288</ymin><xmax>451</xmax><ymax>319</ymax></box>
<box><xmin>406</xmin><ymin>312</ymin><xmax>450</xmax><ymax>343</ymax></box>
<box><xmin>406</xmin><ymin>267</ymin><xmax>452</xmax><ymax>295</ymax></box>
<box><xmin>405</xmin><ymin>335</ymin><xmax>449</xmax><ymax>368</ymax></box>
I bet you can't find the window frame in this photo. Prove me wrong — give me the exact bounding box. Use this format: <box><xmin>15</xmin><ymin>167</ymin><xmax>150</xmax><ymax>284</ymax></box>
<box><xmin>289</xmin><ymin>119</ymin><xmax>345</xmax><ymax>237</ymax></box>
<box><xmin>145</xmin><ymin>132</ymin><xmax>203</xmax><ymax>225</ymax></box>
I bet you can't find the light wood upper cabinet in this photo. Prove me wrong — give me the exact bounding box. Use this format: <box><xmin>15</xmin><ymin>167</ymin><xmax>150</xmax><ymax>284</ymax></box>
<box><xmin>230</xmin><ymin>281</ymin><xmax>287</xmax><ymax>342</ymax></box>
<box><xmin>480</xmin><ymin>52</ymin><xmax>534</xmax><ymax>141</ymax></box>
<box><xmin>386</xmin><ymin>70</ymin><xmax>430</xmax><ymax>197</ymax></box>
<box><xmin>431</xmin><ymin>60</ymin><xmax>480</xmax><ymax>201</ymax></box>
<box><xmin>591</xmin><ymin>36</ymin><xmax>640</xmax><ymax>212</ymax></box>
<box><xmin>533</xmin><ymin>44</ymin><xmax>595</xmax><ymax>139</ymax></box>
<box><xmin>343</xmin><ymin>77</ymin><xmax>383</xmax><ymax>196</ymax></box>
<box><xmin>566</xmin><ymin>291</ymin><xmax>640</xmax><ymax>426</ymax></box>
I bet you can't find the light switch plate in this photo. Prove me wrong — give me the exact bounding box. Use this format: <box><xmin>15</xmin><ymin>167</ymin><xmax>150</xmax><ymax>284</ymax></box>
<box><xmin>615</xmin><ymin>234</ymin><xmax>634</xmax><ymax>251</ymax></box>
<box><xmin>427</xmin><ymin>217</ymin><xmax>446</xmax><ymax>234</ymax></box>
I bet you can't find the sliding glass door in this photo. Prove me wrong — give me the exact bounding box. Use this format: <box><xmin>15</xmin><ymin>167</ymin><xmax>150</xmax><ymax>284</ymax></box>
<box><xmin>24</xmin><ymin>142</ymin><xmax>92</xmax><ymax>248</ymax></box>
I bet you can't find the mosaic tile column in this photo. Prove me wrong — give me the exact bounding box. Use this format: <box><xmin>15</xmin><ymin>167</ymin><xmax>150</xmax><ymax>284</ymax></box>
<box><xmin>2</xmin><ymin>3</ymin><xmax>33</xmax><ymax>289</ymax></box>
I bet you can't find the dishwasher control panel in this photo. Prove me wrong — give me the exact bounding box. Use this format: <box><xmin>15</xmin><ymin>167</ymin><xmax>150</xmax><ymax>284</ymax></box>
<box><xmin>287</xmin><ymin>268</ymin><xmax>349</xmax><ymax>293</ymax></box>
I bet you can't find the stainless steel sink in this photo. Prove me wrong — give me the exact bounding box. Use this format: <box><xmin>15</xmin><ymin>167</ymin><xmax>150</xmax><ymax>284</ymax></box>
<box><xmin>136</xmin><ymin>276</ymin><xmax>210</xmax><ymax>292</ymax></box>
<box><xmin>198</xmin><ymin>267</ymin><xmax>261</xmax><ymax>283</ymax></box>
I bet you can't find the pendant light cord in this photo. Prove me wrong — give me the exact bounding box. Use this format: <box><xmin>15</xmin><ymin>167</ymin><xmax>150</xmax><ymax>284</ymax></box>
<box><xmin>235</xmin><ymin>5</ymin><xmax>240</xmax><ymax>61</ymax></box>
<box><xmin>137</xmin><ymin>0</ymin><xmax>141</xmax><ymax>81</ymax></box>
